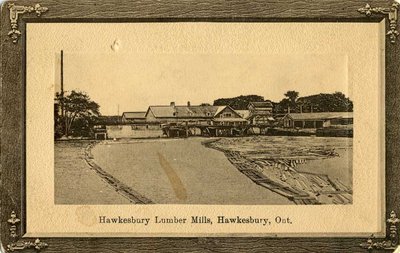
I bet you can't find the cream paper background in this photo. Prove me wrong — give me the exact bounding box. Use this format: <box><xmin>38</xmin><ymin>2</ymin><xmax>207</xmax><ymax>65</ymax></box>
<box><xmin>26</xmin><ymin>22</ymin><xmax>385</xmax><ymax>237</ymax></box>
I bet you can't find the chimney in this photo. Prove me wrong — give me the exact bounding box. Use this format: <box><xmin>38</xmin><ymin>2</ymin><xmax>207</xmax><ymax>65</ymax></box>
<box><xmin>187</xmin><ymin>101</ymin><xmax>191</xmax><ymax>106</ymax></box>
<box><xmin>170</xmin><ymin>102</ymin><xmax>175</xmax><ymax>107</ymax></box>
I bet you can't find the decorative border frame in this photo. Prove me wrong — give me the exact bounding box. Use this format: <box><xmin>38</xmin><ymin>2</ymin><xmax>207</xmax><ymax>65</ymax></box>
<box><xmin>7</xmin><ymin>3</ymin><xmax>48</xmax><ymax>43</ymax></box>
<box><xmin>1</xmin><ymin>0</ymin><xmax>399</xmax><ymax>252</ymax></box>
<box><xmin>358</xmin><ymin>2</ymin><xmax>399</xmax><ymax>43</ymax></box>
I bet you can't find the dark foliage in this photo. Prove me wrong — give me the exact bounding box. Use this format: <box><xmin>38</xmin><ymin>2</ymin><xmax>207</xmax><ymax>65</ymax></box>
<box><xmin>54</xmin><ymin>90</ymin><xmax>100</xmax><ymax>139</ymax></box>
<box><xmin>95</xmin><ymin>115</ymin><xmax>122</xmax><ymax>125</ymax></box>
<box><xmin>213</xmin><ymin>95</ymin><xmax>265</xmax><ymax>110</ymax></box>
<box><xmin>274</xmin><ymin>91</ymin><xmax>353</xmax><ymax>113</ymax></box>
<box><xmin>297</xmin><ymin>92</ymin><xmax>353</xmax><ymax>112</ymax></box>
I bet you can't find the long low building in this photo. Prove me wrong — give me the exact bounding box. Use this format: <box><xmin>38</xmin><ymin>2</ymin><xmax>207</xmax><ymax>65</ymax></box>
<box><xmin>281</xmin><ymin>112</ymin><xmax>353</xmax><ymax>129</ymax></box>
<box><xmin>95</xmin><ymin>107</ymin><xmax>353</xmax><ymax>139</ymax></box>
<box><xmin>144</xmin><ymin>102</ymin><xmax>248</xmax><ymax>127</ymax></box>
<box><xmin>121</xmin><ymin>111</ymin><xmax>146</xmax><ymax>124</ymax></box>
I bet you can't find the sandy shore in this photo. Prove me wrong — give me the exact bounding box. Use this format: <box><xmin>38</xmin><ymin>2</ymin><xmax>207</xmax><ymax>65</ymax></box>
<box><xmin>55</xmin><ymin>136</ymin><xmax>352</xmax><ymax>205</ymax></box>
<box><xmin>91</xmin><ymin>138</ymin><xmax>292</xmax><ymax>204</ymax></box>
<box><xmin>55</xmin><ymin>141</ymin><xmax>131</xmax><ymax>204</ymax></box>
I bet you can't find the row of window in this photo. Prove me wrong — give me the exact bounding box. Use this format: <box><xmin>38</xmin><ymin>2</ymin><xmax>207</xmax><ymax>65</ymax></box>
<box><xmin>285</xmin><ymin>118</ymin><xmax>353</xmax><ymax>128</ymax></box>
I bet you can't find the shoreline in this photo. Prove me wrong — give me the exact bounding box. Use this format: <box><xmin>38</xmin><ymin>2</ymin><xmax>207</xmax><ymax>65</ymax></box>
<box><xmin>84</xmin><ymin>142</ymin><xmax>153</xmax><ymax>204</ymax></box>
<box><xmin>65</xmin><ymin>137</ymin><xmax>352</xmax><ymax>205</ymax></box>
<box><xmin>202</xmin><ymin>138</ymin><xmax>352</xmax><ymax>205</ymax></box>
<box><xmin>91</xmin><ymin>138</ymin><xmax>292</xmax><ymax>204</ymax></box>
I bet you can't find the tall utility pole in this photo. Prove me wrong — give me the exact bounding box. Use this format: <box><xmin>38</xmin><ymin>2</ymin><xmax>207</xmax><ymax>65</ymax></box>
<box><xmin>60</xmin><ymin>50</ymin><xmax>68</xmax><ymax>137</ymax></box>
<box><xmin>60</xmin><ymin>50</ymin><xmax>64</xmax><ymax>117</ymax></box>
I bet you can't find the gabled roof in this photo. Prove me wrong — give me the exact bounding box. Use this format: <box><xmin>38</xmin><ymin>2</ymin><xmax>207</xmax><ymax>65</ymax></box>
<box><xmin>214</xmin><ymin>105</ymin><xmax>243</xmax><ymax>118</ymax></box>
<box><xmin>175</xmin><ymin>105</ymin><xmax>219</xmax><ymax>118</ymax></box>
<box><xmin>285</xmin><ymin>112</ymin><xmax>353</xmax><ymax>120</ymax></box>
<box><xmin>235</xmin><ymin>110</ymin><xmax>251</xmax><ymax>119</ymax></box>
<box><xmin>214</xmin><ymin>106</ymin><xmax>227</xmax><ymax>117</ymax></box>
<box><xmin>248</xmin><ymin>101</ymin><xmax>273</xmax><ymax>108</ymax></box>
<box><xmin>146</xmin><ymin>105</ymin><xmax>220</xmax><ymax>118</ymax></box>
<box><xmin>122</xmin><ymin>111</ymin><xmax>146</xmax><ymax>119</ymax></box>
<box><xmin>147</xmin><ymin>106</ymin><xmax>176</xmax><ymax>118</ymax></box>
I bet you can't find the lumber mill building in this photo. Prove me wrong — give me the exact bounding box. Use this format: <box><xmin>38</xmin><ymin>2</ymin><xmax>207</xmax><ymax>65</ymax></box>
<box><xmin>95</xmin><ymin>101</ymin><xmax>354</xmax><ymax>139</ymax></box>
<box><xmin>144</xmin><ymin>102</ymin><xmax>248</xmax><ymax>137</ymax></box>
<box><xmin>280</xmin><ymin>112</ymin><xmax>353</xmax><ymax>137</ymax></box>
<box><xmin>281</xmin><ymin>112</ymin><xmax>353</xmax><ymax>129</ymax></box>
<box><xmin>97</xmin><ymin>102</ymin><xmax>255</xmax><ymax>139</ymax></box>
<box><xmin>121</xmin><ymin>112</ymin><xmax>146</xmax><ymax>124</ymax></box>
<box><xmin>247</xmin><ymin>101</ymin><xmax>275</xmax><ymax>125</ymax></box>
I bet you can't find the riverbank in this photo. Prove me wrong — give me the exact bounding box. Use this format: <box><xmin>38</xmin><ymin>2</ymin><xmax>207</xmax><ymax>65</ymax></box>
<box><xmin>91</xmin><ymin>138</ymin><xmax>292</xmax><ymax>204</ymax></box>
<box><xmin>84</xmin><ymin>143</ymin><xmax>153</xmax><ymax>204</ymax></box>
<box><xmin>203</xmin><ymin>136</ymin><xmax>352</xmax><ymax>205</ymax></box>
<box><xmin>54</xmin><ymin>141</ymin><xmax>131</xmax><ymax>204</ymax></box>
<box><xmin>55</xmin><ymin>137</ymin><xmax>352</xmax><ymax>205</ymax></box>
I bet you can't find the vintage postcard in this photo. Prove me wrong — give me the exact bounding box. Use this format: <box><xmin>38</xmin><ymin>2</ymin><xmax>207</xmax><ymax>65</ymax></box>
<box><xmin>4</xmin><ymin>0</ymin><xmax>400</xmax><ymax>252</ymax></box>
<box><xmin>24</xmin><ymin>22</ymin><xmax>384</xmax><ymax>237</ymax></box>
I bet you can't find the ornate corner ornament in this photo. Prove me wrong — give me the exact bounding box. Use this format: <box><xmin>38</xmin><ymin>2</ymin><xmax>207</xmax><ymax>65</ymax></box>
<box><xmin>7</xmin><ymin>211</ymin><xmax>48</xmax><ymax>252</ymax></box>
<box><xmin>358</xmin><ymin>2</ymin><xmax>399</xmax><ymax>44</ymax></box>
<box><xmin>360</xmin><ymin>211</ymin><xmax>400</xmax><ymax>251</ymax></box>
<box><xmin>7</xmin><ymin>3</ymin><xmax>48</xmax><ymax>43</ymax></box>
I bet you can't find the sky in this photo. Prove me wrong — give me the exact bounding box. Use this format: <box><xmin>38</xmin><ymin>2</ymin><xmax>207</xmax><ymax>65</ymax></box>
<box><xmin>55</xmin><ymin>53</ymin><xmax>349</xmax><ymax>115</ymax></box>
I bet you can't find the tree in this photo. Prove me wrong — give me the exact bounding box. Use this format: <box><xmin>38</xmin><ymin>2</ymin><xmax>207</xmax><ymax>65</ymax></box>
<box><xmin>275</xmin><ymin>98</ymin><xmax>292</xmax><ymax>113</ymax></box>
<box><xmin>56</xmin><ymin>90</ymin><xmax>100</xmax><ymax>138</ymax></box>
<box><xmin>284</xmin><ymin>90</ymin><xmax>299</xmax><ymax>107</ymax></box>
<box><xmin>273</xmin><ymin>91</ymin><xmax>300</xmax><ymax>113</ymax></box>
<box><xmin>213</xmin><ymin>95</ymin><xmax>265</xmax><ymax>110</ymax></box>
<box><xmin>296</xmin><ymin>92</ymin><xmax>353</xmax><ymax>112</ymax></box>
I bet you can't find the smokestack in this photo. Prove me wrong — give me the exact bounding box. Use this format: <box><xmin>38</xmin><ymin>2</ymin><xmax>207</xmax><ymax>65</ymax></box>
<box><xmin>170</xmin><ymin>102</ymin><xmax>175</xmax><ymax>107</ymax></box>
<box><xmin>187</xmin><ymin>101</ymin><xmax>191</xmax><ymax>106</ymax></box>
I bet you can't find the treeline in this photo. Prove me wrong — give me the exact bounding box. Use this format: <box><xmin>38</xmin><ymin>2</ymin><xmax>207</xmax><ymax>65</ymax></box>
<box><xmin>214</xmin><ymin>95</ymin><xmax>265</xmax><ymax>110</ymax></box>
<box><xmin>212</xmin><ymin>91</ymin><xmax>353</xmax><ymax>113</ymax></box>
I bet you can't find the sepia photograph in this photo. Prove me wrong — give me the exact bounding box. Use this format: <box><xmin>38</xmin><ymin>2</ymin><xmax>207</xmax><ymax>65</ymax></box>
<box><xmin>54</xmin><ymin>52</ymin><xmax>353</xmax><ymax>206</ymax></box>
<box><xmin>1</xmin><ymin>0</ymin><xmax>395</xmax><ymax>250</ymax></box>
